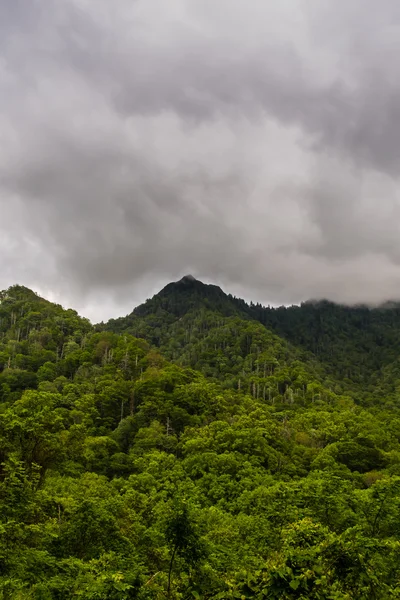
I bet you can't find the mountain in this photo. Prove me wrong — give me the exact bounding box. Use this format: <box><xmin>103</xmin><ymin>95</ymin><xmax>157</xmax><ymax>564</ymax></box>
<box><xmin>2</xmin><ymin>282</ymin><xmax>400</xmax><ymax>597</ymax></box>
<box><xmin>104</xmin><ymin>276</ymin><xmax>342</xmax><ymax>402</ymax></box>
<box><xmin>249</xmin><ymin>299</ymin><xmax>400</xmax><ymax>394</ymax></box>
<box><xmin>135</xmin><ymin>275</ymin><xmax>244</xmax><ymax>318</ymax></box>
<box><xmin>103</xmin><ymin>276</ymin><xmax>400</xmax><ymax>405</ymax></box>
<box><xmin>104</xmin><ymin>275</ymin><xmax>249</xmax><ymax>337</ymax></box>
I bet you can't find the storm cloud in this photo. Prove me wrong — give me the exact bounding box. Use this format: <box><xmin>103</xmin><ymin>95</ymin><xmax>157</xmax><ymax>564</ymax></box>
<box><xmin>2</xmin><ymin>0</ymin><xmax>400</xmax><ymax>320</ymax></box>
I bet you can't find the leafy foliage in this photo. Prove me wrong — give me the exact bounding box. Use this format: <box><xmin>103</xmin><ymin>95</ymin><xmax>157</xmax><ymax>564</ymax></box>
<box><xmin>1</xmin><ymin>281</ymin><xmax>400</xmax><ymax>597</ymax></box>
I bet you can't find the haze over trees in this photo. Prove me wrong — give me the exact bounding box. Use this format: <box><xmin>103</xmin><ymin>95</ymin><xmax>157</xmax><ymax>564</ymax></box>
<box><xmin>2</xmin><ymin>278</ymin><xmax>400</xmax><ymax>598</ymax></box>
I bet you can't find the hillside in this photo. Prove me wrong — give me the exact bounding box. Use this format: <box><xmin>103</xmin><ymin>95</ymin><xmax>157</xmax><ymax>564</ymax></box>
<box><xmin>104</xmin><ymin>275</ymin><xmax>248</xmax><ymax>344</ymax></box>
<box><xmin>104</xmin><ymin>276</ymin><xmax>347</xmax><ymax>404</ymax></box>
<box><xmin>250</xmin><ymin>300</ymin><xmax>400</xmax><ymax>399</ymax></box>
<box><xmin>104</xmin><ymin>276</ymin><xmax>400</xmax><ymax>406</ymax></box>
<box><xmin>1</xmin><ymin>283</ymin><xmax>400</xmax><ymax>597</ymax></box>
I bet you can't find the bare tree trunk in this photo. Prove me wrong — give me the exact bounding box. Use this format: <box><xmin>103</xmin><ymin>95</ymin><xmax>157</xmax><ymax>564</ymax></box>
<box><xmin>167</xmin><ymin>546</ymin><xmax>177</xmax><ymax>598</ymax></box>
<box><xmin>129</xmin><ymin>390</ymin><xmax>135</xmax><ymax>417</ymax></box>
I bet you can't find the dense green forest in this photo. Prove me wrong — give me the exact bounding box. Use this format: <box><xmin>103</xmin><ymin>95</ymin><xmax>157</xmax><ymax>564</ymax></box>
<box><xmin>2</xmin><ymin>278</ymin><xmax>400</xmax><ymax>598</ymax></box>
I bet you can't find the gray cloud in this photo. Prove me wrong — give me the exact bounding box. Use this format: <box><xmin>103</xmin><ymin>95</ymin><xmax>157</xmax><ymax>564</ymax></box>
<box><xmin>2</xmin><ymin>0</ymin><xmax>400</xmax><ymax>320</ymax></box>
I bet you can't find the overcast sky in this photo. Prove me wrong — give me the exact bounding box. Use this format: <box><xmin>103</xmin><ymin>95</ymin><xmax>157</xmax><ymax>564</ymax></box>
<box><xmin>2</xmin><ymin>0</ymin><xmax>400</xmax><ymax>321</ymax></box>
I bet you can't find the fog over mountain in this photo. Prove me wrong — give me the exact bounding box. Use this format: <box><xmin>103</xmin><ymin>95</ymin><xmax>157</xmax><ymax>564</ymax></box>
<box><xmin>2</xmin><ymin>0</ymin><xmax>400</xmax><ymax>320</ymax></box>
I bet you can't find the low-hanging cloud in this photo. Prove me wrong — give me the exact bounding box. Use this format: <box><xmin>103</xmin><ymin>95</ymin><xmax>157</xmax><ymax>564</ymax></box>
<box><xmin>2</xmin><ymin>0</ymin><xmax>400</xmax><ymax>321</ymax></box>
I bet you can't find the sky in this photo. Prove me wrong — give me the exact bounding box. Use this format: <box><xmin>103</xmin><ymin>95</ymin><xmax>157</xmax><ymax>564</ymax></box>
<box><xmin>2</xmin><ymin>0</ymin><xmax>400</xmax><ymax>322</ymax></box>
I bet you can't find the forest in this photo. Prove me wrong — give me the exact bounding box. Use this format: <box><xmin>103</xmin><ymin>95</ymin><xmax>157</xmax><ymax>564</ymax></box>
<box><xmin>2</xmin><ymin>277</ymin><xmax>400</xmax><ymax>598</ymax></box>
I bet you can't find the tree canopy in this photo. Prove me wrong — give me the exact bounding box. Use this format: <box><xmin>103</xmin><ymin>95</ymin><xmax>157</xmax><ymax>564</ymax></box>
<box><xmin>1</xmin><ymin>281</ymin><xmax>400</xmax><ymax>598</ymax></box>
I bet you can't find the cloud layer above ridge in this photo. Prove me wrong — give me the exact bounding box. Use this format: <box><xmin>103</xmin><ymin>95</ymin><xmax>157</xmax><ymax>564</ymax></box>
<box><xmin>2</xmin><ymin>0</ymin><xmax>400</xmax><ymax>319</ymax></box>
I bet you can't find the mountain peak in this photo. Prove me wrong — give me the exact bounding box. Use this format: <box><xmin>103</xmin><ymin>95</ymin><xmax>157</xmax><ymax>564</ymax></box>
<box><xmin>125</xmin><ymin>274</ymin><xmax>246</xmax><ymax>323</ymax></box>
<box><xmin>177</xmin><ymin>274</ymin><xmax>197</xmax><ymax>284</ymax></box>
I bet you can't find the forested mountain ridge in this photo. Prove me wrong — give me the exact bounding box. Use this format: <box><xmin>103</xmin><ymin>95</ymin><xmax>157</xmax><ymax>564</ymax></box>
<box><xmin>104</xmin><ymin>276</ymin><xmax>351</xmax><ymax>406</ymax></box>
<box><xmin>104</xmin><ymin>275</ymin><xmax>400</xmax><ymax>406</ymax></box>
<box><xmin>104</xmin><ymin>276</ymin><xmax>249</xmax><ymax>341</ymax></box>
<box><xmin>2</xmin><ymin>282</ymin><xmax>400</xmax><ymax>597</ymax></box>
<box><xmin>251</xmin><ymin>300</ymin><xmax>400</xmax><ymax>398</ymax></box>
